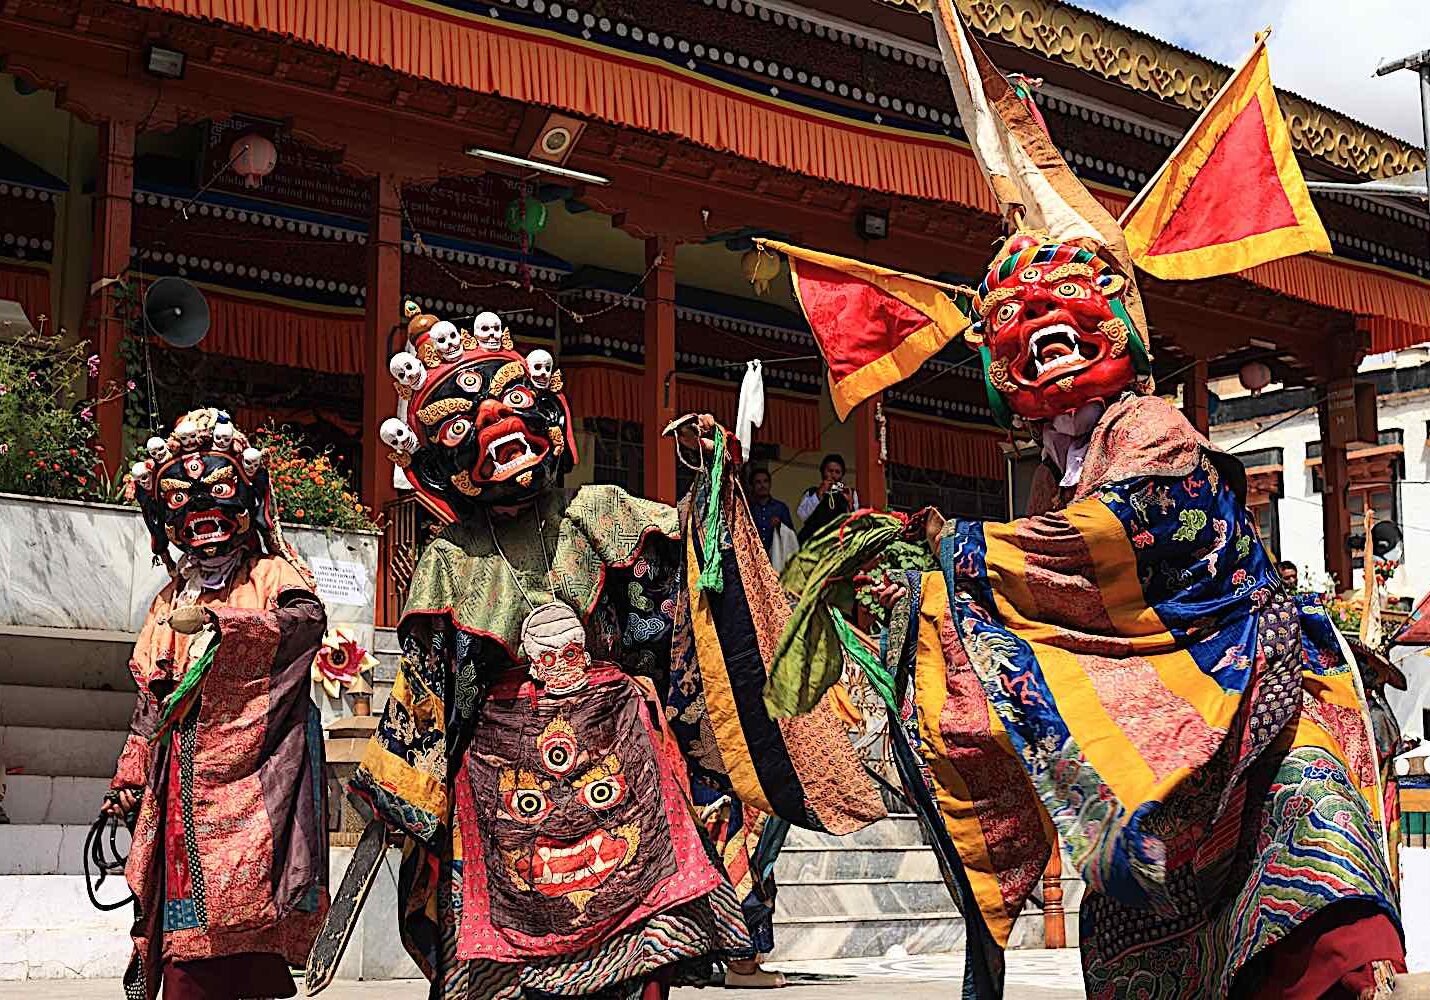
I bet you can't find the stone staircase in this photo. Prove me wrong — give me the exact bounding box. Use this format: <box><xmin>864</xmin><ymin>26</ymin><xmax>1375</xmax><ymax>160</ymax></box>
<box><xmin>1</xmin><ymin>629</ymin><xmax>139</xmax><ymax>980</ymax></box>
<box><xmin>771</xmin><ymin>814</ymin><xmax>965</xmax><ymax>960</ymax></box>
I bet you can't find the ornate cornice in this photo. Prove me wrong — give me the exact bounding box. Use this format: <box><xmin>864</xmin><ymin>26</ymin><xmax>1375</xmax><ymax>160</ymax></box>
<box><xmin>880</xmin><ymin>0</ymin><xmax>1424</xmax><ymax>179</ymax></box>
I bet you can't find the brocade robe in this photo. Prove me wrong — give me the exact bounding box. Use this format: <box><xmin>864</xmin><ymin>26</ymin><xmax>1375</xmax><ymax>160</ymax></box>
<box><xmin>114</xmin><ymin>554</ymin><xmax>329</xmax><ymax>1000</ymax></box>
<box><xmin>887</xmin><ymin>395</ymin><xmax>1401</xmax><ymax>998</ymax></box>
<box><xmin>352</xmin><ymin>485</ymin><xmax>749</xmax><ymax>1000</ymax></box>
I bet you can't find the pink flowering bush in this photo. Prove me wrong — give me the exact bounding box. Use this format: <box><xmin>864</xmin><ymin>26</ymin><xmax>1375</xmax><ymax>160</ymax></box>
<box><xmin>0</xmin><ymin>337</ymin><xmax>118</xmax><ymax>501</ymax></box>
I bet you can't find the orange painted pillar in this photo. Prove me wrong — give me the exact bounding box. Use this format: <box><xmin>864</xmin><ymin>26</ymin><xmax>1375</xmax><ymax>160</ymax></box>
<box><xmin>853</xmin><ymin>394</ymin><xmax>887</xmax><ymax>510</ymax></box>
<box><xmin>642</xmin><ymin>236</ymin><xmax>678</xmax><ymax>504</ymax></box>
<box><xmin>1182</xmin><ymin>357</ymin><xmax>1210</xmax><ymax>435</ymax></box>
<box><xmin>361</xmin><ymin>175</ymin><xmax>402</xmax><ymax>515</ymax></box>
<box><xmin>89</xmin><ymin>120</ymin><xmax>136</xmax><ymax>474</ymax></box>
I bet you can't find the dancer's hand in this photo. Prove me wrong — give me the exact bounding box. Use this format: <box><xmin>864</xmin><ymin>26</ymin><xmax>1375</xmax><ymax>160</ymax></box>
<box><xmin>167</xmin><ymin>605</ymin><xmax>210</xmax><ymax>634</ymax></box>
<box><xmin>856</xmin><ymin>574</ymin><xmax>907</xmax><ymax>610</ymax></box>
<box><xmin>101</xmin><ymin>788</ymin><xmax>140</xmax><ymax>818</ymax></box>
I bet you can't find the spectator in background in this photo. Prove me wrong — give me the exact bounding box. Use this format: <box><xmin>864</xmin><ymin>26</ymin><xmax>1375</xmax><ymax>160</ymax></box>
<box><xmin>747</xmin><ymin>467</ymin><xmax>793</xmax><ymax>555</ymax></box>
<box><xmin>797</xmin><ymin>453</ymin><xmax>860</xmax><ymax>543</ymax></box>
<box><xmin>1278</xmin><ymin>560</ymin><xmax>1299</xmax><ymax>590</ymax></box>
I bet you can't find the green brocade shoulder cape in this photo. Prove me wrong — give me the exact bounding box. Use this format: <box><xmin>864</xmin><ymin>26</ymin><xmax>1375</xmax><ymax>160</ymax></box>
<box><xmin>401</xmin><ymin>484</ymin><xmax>680</xmax><ymax>656</ymax></box>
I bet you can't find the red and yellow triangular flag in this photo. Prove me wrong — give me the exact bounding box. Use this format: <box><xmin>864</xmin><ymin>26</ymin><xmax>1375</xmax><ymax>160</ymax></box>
<box><xmin>1121</xmin><ymin>33</ymin><xmax>1330</xmax><ymax>279</ymax></box>
<box><xmin>755</xmin><ymin>239</ymin><xmax>972</xmax><ymax>420</ymax></box>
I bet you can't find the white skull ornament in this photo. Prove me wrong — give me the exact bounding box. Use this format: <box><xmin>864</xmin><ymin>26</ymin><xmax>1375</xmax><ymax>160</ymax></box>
<box><xmin>146</xmin><ymin>436</ymin><xmax>171</xmax><ymax>463</ymax></box>
<box><xmin>473</xmin><ymin>311</ymin><xmax>505</xmax><ymax>352</ymax></box>
<box><xmin>526</xmin><ymin>349</ymin><xmax>554</xmax><ymax>390</ymax></box>
<box><xmin>211</xmin><ymin>419</ymin><xmax>235</xmax><ymax>452</ymax></box>
<box><xmin>388</xmin><ymin>352</ymin><xmax>428</xmax><ymax>395</ymax></box>
<box><xmin>519</xmin><ymin>602</ymin><xmax>590</xmax><ymax>694</ymax></box>
<box><xmin>428</xmin><ymin>320</ymin><xmax>464</xmax><ymax>363</ymax></box>
<box><xmin>380</xmin><ymin>417</ymin><xmax>419</xmax><ymax>454</ymax></box>
<box><xmin>130</xmin><ymin>460</ymin><xmax>152</xmax><ymax>486</ymax></box>
<box><xmin>241</xmin><ymin>447</ymin><xmax>264</xmax><ymax>478</ymax></box>
<box><xmin>174</xmin><ymin>419</ymin><xmax>202</xmax><ymax>452</ymax></box>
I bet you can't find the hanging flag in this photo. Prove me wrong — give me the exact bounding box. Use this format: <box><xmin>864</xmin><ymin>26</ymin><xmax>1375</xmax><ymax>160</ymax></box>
<box><xmin>929</xmin><ymin>0</ymin><xmax>1145</xmax><ymax>330</ymax></box>
<box><xmin>754</xmin><ymin>239</ymin><xmax>972</xmax><ymax>420</ymax></box>
<box><xmin>1120</xmin><ymin>32</ymin><xmax>1331</xmax><ymax>279</ymax></box>
<box><xmin>1394</xmin><ymin>589</ymin><xmax>1430</xmax><ymax>645</ymax></box>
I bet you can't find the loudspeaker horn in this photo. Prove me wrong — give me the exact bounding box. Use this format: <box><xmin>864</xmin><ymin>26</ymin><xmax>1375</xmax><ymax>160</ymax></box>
<box><xmin>143</xmin><ymin>277</ymin><xmax>210</xmax><ymax>348</ymax></box>
<box><xmin>1372</xmin><ymin>520</ymin><xmax>1403</xmax><ymax>558</ymax></box>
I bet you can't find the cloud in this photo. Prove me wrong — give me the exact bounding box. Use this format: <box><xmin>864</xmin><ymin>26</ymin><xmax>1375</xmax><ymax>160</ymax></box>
<box><xmin>1077</xmin><ymin>0</ymin><xmax>1428</xmax><ymax>148</ymax></box>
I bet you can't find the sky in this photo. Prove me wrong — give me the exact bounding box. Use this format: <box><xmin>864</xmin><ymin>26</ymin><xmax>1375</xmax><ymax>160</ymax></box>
<box><xmin>1074</xmin><ymin>0</ymin><xmax>1428</xmax><ymax>148</ymax></box>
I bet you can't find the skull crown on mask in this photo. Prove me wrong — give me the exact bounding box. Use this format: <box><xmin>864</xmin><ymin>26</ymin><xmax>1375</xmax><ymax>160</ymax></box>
<box><xmin>133</xmin><ymin>407</ymin><xmax>276</xmax><ymax>565</ymax></box>
<box><xmin>384</xmin><ymin>303</ymin><xmax>577</xmax><ymax>521</ymax></box>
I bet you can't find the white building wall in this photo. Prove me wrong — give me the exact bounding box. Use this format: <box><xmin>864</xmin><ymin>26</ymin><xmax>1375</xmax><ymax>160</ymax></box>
<box><xmin>1210</xmin><ymin>386</ymin><xmax>1430</xmax><ymax>603</ymax></box>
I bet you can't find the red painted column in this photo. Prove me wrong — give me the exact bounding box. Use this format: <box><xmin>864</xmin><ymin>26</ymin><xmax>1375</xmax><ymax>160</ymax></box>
<box><xmin>1182</xmin><ymin>357</ymin><xmax>1210</xmax><ymax>435</ymax></box>
<box><xmin>853</xmin><ymin>394</ymin><xmax>887</xmax><ymax>510</ymax></box>
<box><xmin>88</xmin><ymin>120</ymin><xmax>135</xmax><ymax>473</ymax></box>
<box><xmin>642</xmin><ymin>236</ymin><xmax>678</xmax><ymax>504</ymax></box>
<box><xmin>361</xmin><ymin>174</ymin><xmax>402</xmax><ymax>516</ymax></box>
<box><xmin>1319</xmin><ymin>381</ymin><xmax>1355</xmax><ymax>592</ymax></box>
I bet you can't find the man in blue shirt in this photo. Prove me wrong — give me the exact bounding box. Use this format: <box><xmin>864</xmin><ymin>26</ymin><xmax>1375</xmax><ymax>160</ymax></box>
<box><xmin>747</xmin><ymin>467</ymin><xmax>793</xmax><ymax>555</ymax></box>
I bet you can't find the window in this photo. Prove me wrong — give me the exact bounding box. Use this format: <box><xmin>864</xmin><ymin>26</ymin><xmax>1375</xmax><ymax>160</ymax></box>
<box><xmin>584</xmin><ymin>418</ymin><xmax>643</xmax><ymax>496</ymax></box>
<box><xmin>1309</xmin><ymin>428</ymin><xmax>1402</xmax><ymax>533</ymax></box>
<box><xmin>888</xmin><ymin>464</ymin><xmax>1006</xmax><ymax>521</ymax></box>
<box><xmin>1305</xmin><ymin>428</ymin><xmax>1402</xmax><ymax>460</ymax></box>
<box><xmin>1236</xmin><ymin>447</ymin><xmax>1282</xmax><ymax>469</ymax></box>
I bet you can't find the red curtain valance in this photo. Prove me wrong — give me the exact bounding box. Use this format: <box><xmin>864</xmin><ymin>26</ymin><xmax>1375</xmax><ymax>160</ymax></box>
<box><xmin>0</xmin><ymin>263</ymin><xmax>52</xmax><ymax>330</ymax></box>
<box><xmin>562</xmin><ymin>362</ymin><xmax>645</xmax><ymax>427</ymax></box>
<box><xmin>195</xmin><ymin>290</ymin><xmax>364</xmax><ymax>375</ymax></box>
<box><xmin>887</xmin><ymin>414</ymin><xmax>1006</xmax><ymax>481</ymax></box>
<box><xmin>135</xmin><ymin>0</ymin><xmax>997</xmax><ymax>209</ymax></box>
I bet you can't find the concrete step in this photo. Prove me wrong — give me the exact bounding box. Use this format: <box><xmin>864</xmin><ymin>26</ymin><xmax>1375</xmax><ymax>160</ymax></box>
<box><xmin>0</xmin><ymin>685</ymin><xmax>134</xmax><ymax>731</ymax></box>
<box><xmin>769</xmin><ymin>911</ymin><xmax>967</xmax><ymax>961</ymax></box>
<box><xmin>0</xmin><ymin>824</ymin><xmax>125</xmax><ymax>876</ymax></box>
<box><xmin>3</xmin><ymin>776</ymin><xmax>111</xmax><ymax>825</ymax></box>
<box><xmin>775</xmin><ymin>845</ymin><xmax>942</xmax><ymax>882</ymax></box>
<box><xmin>776</xmin><ymin>877</ymin><xmax>953</xmax><ymax>919</ymax></box>
<box><xmin>1</xmin><ymin>726</ymin><xmax>126</xmax><ymax>779</ymax></box>
<box><xmin>785</xmin><ymin>814</ymin><xmax>925</xmax><ymax>850</ymax></box>
<box><xmin>0</xmin><ymin>633</ymin><xmax>135</xmax><ymax>692</ymax></box>
<box><xmin>0</xmin><ymin>856</ymin><xmax>416</xmax><ymax>981</ymax></box>
<box><xmin>0</xmin><ymin>875</ymin><xmax>133</xmax><ymax>980</ymax></box>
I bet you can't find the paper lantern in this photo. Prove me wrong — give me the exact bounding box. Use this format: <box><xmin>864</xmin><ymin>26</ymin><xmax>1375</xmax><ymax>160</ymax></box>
<box><xmin>741</xmin><ymin>249</ymin><xmax>782</xmax><ymax>295</ymax></box>
<box><xmin>1239</xmin><ymin>360</ymin><xmax>1273</xmax><ymax>395</ymax></box>
<box><xmin>229</xmin><ymin>133</ymin><xmax>277</xmax><ymax>189</ymax></box>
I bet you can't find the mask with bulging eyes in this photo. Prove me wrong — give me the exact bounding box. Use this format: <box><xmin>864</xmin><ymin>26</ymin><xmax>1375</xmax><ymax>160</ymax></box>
<box><xmin>403</xmin><ymin>355</ymin><xmax>576</xmax><ymax>515</ymax></box>
<box><xmin>133</xmin><ymin>409</ymin><xmax>275</xmax><ymax>562</ymax></box>
<box><xmin>972</xmin><ymin>233</ymin><xmax>1152</xmax><ymax>424</ymax></box>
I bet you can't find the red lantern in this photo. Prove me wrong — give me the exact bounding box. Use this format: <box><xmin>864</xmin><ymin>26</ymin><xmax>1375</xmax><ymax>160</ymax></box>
<box><xmin>229</xmin><ymin>133</ymin><xmax>277</xmax><ymax>189</ymax></box>
<box><xmin>1239</xmin><ymin>360</ymin><xmax>1272</xmax><ymax>395</ymax></box>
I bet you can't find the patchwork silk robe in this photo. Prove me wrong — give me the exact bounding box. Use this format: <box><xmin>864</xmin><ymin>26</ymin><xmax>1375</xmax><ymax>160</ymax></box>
<box><xmin>113</xmin><ymin>555</ymin><xmax>329</xmax><ymax>1000</ymax></box>
<box><xmin>894</xmin><ymin>395</ymin><xmax>1400</xmax><ymax>998</ymax></box>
